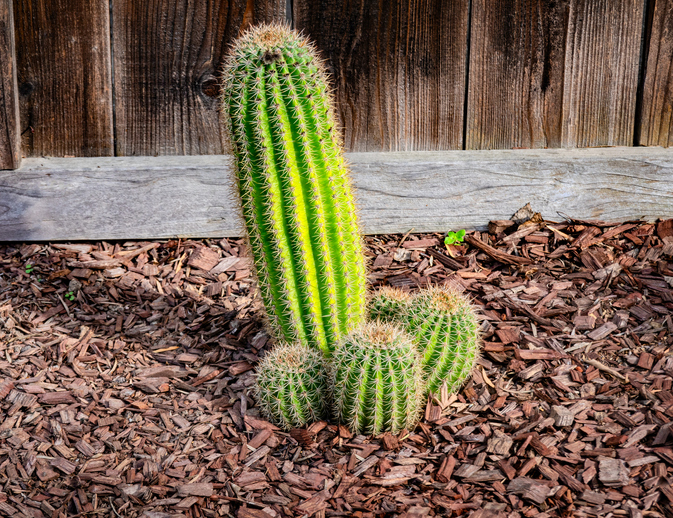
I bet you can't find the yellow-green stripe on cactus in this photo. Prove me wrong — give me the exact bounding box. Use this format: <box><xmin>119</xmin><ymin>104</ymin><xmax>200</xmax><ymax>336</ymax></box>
<box><xmin>254</xmin><ymin>343</ymin><xmax>329</xmax><ymax>430</ymax></box>
<box><xmin>221</xmin><ymin>24</ymin><xmax>366</xmax><ymax>355</ymax></box>
<box><xmin>330</xmin><ymin>322</ymin><xmax>423</xmax><ymax>435</ymax></box>
<box><xmin>406</xmin><ymin>286</ymin><xmax>481</xmax><ymax>394</ymax></box>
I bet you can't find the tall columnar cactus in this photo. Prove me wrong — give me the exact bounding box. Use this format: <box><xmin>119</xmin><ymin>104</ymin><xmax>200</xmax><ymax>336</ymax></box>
<box><xmin>254</xmin><ymin>343</ymin><xmax>329</xmax><ymax>430</ymax></box>
<box><xmin>406</xmin><ymin>286</ymin><xmax>481</xmax><ymax>394</ymax></box>
<box><xmin>368</xmin><ymin>286</ymin><xmax>411</xmax><ymax>323</ymax></box>
<box><xmin>330</xmin><ymin>322</ymin><xmax>423</xmax><ymax>435</ymax></box>
<box><xmin>221</xmin><ymin>24</ymin><xmax>366</xmax><ymax>355</ymax></box>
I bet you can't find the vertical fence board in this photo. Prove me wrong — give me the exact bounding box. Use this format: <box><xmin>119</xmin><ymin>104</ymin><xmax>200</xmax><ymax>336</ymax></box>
<box><xmin>467</xmin><ymin>0</ymin><xmax>569</xmax><ymax>150</ymax></box>
<box><xmin>560</xmin><ymin>0</ymin><xmax>644</xmax><ymax>147</ymax></box>
<box><xmin>13</xmin><ymin>0</ymin><xmax>113</xmax><ymax>157</ymax></box>
<box><xmin>637</xmin><ymin>0</ymin><xmax>673</xmax><ymax>147</ymax></box>
<box><xmin>0</xmin><ymin>0</ymin><xmax>20</xmax><ymax>169</ymax></box>
<box><xmin>295</xmin><ymin>0</ymin><xmax>469</xmax><ymax>152</ymax></box>
<box><xmin>468</xmin><ymin>0</ymin><xmax>644</xmax><ymax>150</ymax></box>
<box><xmin>112</xmin><ymin>0</ymin><xmax>285</xmax><ymax>157</ymax></box>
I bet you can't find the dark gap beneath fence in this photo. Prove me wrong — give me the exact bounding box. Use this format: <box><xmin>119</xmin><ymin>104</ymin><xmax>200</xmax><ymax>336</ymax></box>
<box><xmin>287</xmin><ymin>0</ymin><xmax>294</xmax><ymax>28</ymax></box>
<box><xmin>634</xmin><ymin>0</ymin><xmax>655</xmax><ymax>146</ymax></box>
<box><xmin>462</xmin><ymin>0</ymin><xmax>472</xmax><ymax>151</ymax></box>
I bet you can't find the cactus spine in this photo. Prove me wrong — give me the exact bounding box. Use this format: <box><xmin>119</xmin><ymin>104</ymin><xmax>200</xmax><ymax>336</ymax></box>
<box><xmin>254</xmin><ymin>343</ymin><xmax>329</xmax><ymax>430</ymax></box>
<box><xmin>330</xmin><ymin>322</ymin><xmax>423</xmax><ymax>435</ymax></box>
<box><xmin>406</xmin><ymin>286</ymin><xmax>480</xmax><ymax>394</ymax></box>
<box><xmin>221</xmin><ymin>25</ymin><xmax>366</xmax><ymax>355</ymax></box>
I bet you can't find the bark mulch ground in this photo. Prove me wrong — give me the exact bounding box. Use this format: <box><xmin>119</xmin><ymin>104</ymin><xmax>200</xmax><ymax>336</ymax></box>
<box><xmin>0</xmin><ymin>214</ymin><xmax>672</xmax><ymax>518</ymax></box>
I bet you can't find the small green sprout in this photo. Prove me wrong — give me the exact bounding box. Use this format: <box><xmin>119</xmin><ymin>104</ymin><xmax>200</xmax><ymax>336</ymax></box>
<box><xmin>25</xmin><ymin>264</ymin><xmax>34</xmax><ymax>274</ymax></box>
<box><xmin>65</xmin><ymin>291</ymin><xmax>75</xmax><ymax>301</ymax></box>
<box><xmin>444</xmin><ymin>229</ymin><xmax>466</xmax><ymax>246</ymax></box>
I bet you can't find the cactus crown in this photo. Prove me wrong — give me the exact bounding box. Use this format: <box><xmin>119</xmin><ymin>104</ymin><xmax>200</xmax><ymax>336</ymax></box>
<box><xmin>407</xmin><ymin>285</ymin><xmax>481</xmax><ymax>394</ymax></box>
<box><xmin>351</xmin><ymin>322</ymin><xmax>409</xmax><ymax>348</ymax></box>
<box><xmin>330</xmin><ymin>322</ymin><xmax>423</xmax><ymax>435</ymax></box>
<box><xmin>254</xmin><ymin>343</ymin><xmax>329</xmax><ymax>430</ymax></box>
<box><xmin>412</xmin><ymin>285</ymin><xmax>468</xmax><ymax>312</ymax></box>
<box><xmin>368</xmin><ymin>286</ymin><xmax>412</xmax><ymax>323</ymax></box>
<box><xmin>221</xmin><ymin>24</ymin><xmax>366</xmax><ymax>356</ymax></box>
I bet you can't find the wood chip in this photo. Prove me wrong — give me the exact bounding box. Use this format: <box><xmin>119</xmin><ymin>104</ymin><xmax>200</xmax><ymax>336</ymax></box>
<box><xmin>176</xmin><ymin>482</ymin><xmax>214</xmax><ymax>497</ymax></box>
<box><xmin>507</xmin><ymin>477</ymin><xmax>551</xmax><ymax>504</ymax></box>
<box><xmin>550</xmin><ymin>405</ymin><xmax>574</xmax><ymax>427</ymax></box>
<box><xmin>599</xmin><ymin>459</ymin><xmax>630</xmax><ymax>487</ymax></box>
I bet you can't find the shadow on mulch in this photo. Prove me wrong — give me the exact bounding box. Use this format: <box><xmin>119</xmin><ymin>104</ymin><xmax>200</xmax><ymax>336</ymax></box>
<box><xmin>0</xmin><ymin>217</ymin><xmax>671</xmax><ymax>518</ymax></box>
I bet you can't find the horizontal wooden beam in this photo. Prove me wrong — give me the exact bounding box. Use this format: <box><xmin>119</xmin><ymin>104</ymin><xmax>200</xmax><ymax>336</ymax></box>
<box><xmin>1</xmin><ymin>147</ymin><xmax>672</xmax><ymax>241</ymax></box>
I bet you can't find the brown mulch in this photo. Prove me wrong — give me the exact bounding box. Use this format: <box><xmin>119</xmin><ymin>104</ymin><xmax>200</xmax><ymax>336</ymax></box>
<box><xmin>0</xmin><ymin>216</ymin><xmax>672</xmax><ymax>518</ymax></box>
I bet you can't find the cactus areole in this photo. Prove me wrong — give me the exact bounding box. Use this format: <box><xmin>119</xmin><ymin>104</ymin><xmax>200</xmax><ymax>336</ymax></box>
<box><xmin>221</xmin><ymin>24</ymin><xmax>366</xmax><ymax>355</ymax></box>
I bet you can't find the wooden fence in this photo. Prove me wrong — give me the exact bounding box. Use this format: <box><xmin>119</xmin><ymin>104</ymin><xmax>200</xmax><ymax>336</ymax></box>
<box><xmin>1</xmin><ymin>0</ymin><xmax>673</xmax><ymax>240</ymax></box>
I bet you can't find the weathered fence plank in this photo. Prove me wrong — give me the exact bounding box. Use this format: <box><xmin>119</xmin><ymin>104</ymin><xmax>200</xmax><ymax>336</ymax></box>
<box><xmin>111</xmin><ymin>0</ymin><xmax>285</xmax><ymax>157</ymax></box>
<box><xmin>12</xmin><ymin>0</ymin><xmax>114</xmax><ymax>157</ymax></box>
<box><xmin>637</xmin><ymin>0</ymin><xmax>673</xmax><ymax>147</ymax></box>
<box><xmin>467</xmin><ymin>0</ymin><xmax>644</xmax><ymax>149</ymax></box>
<box><xmin>0</xmin><ymin>0</ymin><xmax>20</xmax><ymax>169</ymax></box>
<box><xmin>467</xmin><ymin>0</ymin><xmax>568</xmax><ymax>149</ymax></box>
<box><xmin>295</xmin><ymin>0</ymin><xmax>469</xmax><ymax>152</ymax></box>
<box><xmin>1</xmin><ymin>148</ymin><xmax>671</xmax><ymax>241</ymax></box>
<box><xmin>560</xmin><ymin>0</ymin><xmax>644</xmax><ymax>147</ymax></box>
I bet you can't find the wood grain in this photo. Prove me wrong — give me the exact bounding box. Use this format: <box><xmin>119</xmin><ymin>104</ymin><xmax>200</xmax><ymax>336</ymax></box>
<box><xmin>637</xmin><ymin>0</ymin><xmax>673</xmax><ymax>147</ymax></box>
<box><xmin>1</xmin><ymin>148</ymin><xmax>672</xmax><ymax>241</ymax></box>
<box><xmin>0</xmin><ymin>0</ymin><xmax>20</xmax><ymax>169</ymax></box>
<box><xmin>467</xmin><ymin>0</ymin><xmax>569</xmax><ymax>149</ymax></box>
<box><xmin>12</xmin><ymin>0</ymin><xmax>113</xmax><ymax>157</ymax></box>
<box><xmin>112</xmin><ymin>0</ymin><xmax>285</xmax><ymax>157</ymax></box>
<box><xmin>560</xmin><ymin>0</ymin><xmax>644</xmax><ymax>147</ymax></box>
<box><xmin>467</xmin><ymin>0</ymin><xmax>644</xmax><ymax>149</ymax></box>
<box><xmin>294</xmin><ymin>0</ymin><xmax>469</xmax><ymax>152</ymax></box>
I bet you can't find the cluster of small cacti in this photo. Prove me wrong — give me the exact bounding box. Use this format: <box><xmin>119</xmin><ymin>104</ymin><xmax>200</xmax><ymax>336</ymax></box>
<box><xmin>221</xmin><ymin>24</ymin><xmax>481</xmax><ymax>434</ymax></box>
<box><xmin>371</xmin><ymin>285</ymin><xmax>481</xmax><ymax>395</ymax></box>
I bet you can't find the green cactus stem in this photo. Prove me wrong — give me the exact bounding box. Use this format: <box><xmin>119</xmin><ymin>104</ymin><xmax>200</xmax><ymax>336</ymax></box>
<box><xmin>254</xmin><ymin>343</ymin><xmax>329</xmax><ymax>430</ymax></box>
<box><xmin>330</xmin><ymin>322</ymin><xmax>423</xmax><ymax>435</ymax></box>
<box><xmin>221</xmin><ymin>24</ymin><xmax>366</xmax><ymax>355</ymax></box>
<box><xmin>368</xmin><ymin>286</ymin><xmax>411</xmax><ymax>323</ymax></box>
<box><xmin>406</xmin><ymin>286</ymin><xmax>481</xmax><ymax>395</ymax></box>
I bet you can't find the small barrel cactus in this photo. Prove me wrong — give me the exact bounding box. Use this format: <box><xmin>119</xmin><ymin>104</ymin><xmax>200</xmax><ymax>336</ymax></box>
<box><xmin>221</xmin><ymin>24</ymin><xmax>366</xmax><ymax>355</ymax></box>
<box><xmin>368</xmin><ymin>286</ymin><xmax>411</xmax><ymax>323</ymax></box>
<box><xmin>330</xmin><ymin>322</ymin><xmax>423</xmax><ymax>435</ymax></box>
<box><xmin>254</xmin><ymin>343</ymin><xmax>329</xmax><ymax>430</ymax></box>
<box><xmin>406</xmin><ymin>286</ymin><xmax>480</xmax><ymax>395</ymax></box>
